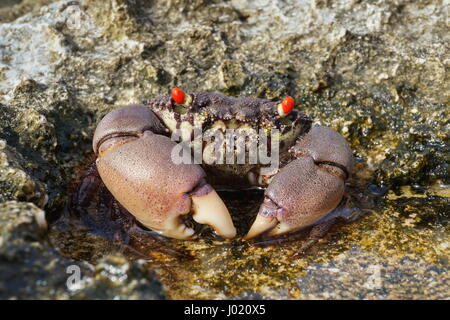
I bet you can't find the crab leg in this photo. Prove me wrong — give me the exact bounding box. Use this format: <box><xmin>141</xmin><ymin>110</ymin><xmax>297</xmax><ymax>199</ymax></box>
<box><xmin>245</xmin><ymin>125</ymin><xmax>354</xmax><ymax>239</ymax></box>
<box><xmin>93</xmin><ymin>105</ymin><xmax>236</xmax><ymax>240</ymax></box>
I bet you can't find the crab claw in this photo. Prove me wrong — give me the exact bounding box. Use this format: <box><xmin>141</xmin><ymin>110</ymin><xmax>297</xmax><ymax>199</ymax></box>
<box><xmin>93</xmin><ymin>105</ymin><xmax>236</xmax><ymax>240</ymax></box>
<box><xmin>189</xmin><ymin>182</ymin><xmax>236</xmax><ymax>239</ymax></box>
<box><xmin>244</xmin><ymin>214</ymin><xmax>278</xmax><ymax>240</ymax></box>
<box><xmin>244</xmin><ymin>125</ymin><xmax>353</xmax><ymax>239</ymax></box>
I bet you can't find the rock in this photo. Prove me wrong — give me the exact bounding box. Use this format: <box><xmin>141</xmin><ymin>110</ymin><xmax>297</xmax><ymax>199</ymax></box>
<box><xmin>0</xmin><ymin>139</ymin><xmax>47</xmax><ymax>206</ymax></box>
<box><xmin>0</xmin><ymin>0</ymin><xmax>54</xmax><ymax>24</ymax></box>
<box><xmin>0</xmin><ymin>201</ymin><xmax>165</xmax><ymax>299</ymax></box>
<box><xmin>0</xmin><ymin>0</ymin><xmax>448</xmax><ymax>299</ymax></box>
<box><xmin>296</xmin><ymin>246</ymin><xmax>449</xmax><ymax>300</ymax></box>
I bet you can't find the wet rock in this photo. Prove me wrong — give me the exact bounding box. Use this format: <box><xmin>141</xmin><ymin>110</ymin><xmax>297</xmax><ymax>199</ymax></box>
<box><xmin>0</xmin><ymin>139</ymin><xmax>46</xmax><ymax>206</ymax></box>
<box><xmin>296</xmin><ymin>246</ymin><xmax>449</xmax><ymax>300</ymax></box>
<box><xmin>0</xmin><ymin>200</ymin><xmax>79</xmax><ymax>299</ymax></box>
<box><xmin>0</xmin><ymin>0</ymin><xmax>448</xmax><ymax>299</ymax></box>
<box><xmin>0</xmin><ymin>201</ymin><xmax>165</xmax><ymax>299</ymax></box>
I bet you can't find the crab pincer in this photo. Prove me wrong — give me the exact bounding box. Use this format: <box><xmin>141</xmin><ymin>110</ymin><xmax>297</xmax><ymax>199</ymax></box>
<box><xmin>244</xmin><ymin>125</ymin><xmax>354</xmax><ymax>239</ymax></box>
<box><xmin>93</xmin><ymin>105</ymin><xmax>236</xmax><ymax>240</ymax></box>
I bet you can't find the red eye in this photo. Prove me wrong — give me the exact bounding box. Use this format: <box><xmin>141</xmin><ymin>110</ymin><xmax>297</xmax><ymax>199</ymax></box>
<box><xmin>281</xmin><ymin>96</ymin><xmax>294</xmax><ymax>114</ymax></box>
<box><xmin>171</xmin><ymin>88</ymin><xmax>185</xmax><ymax>104</ymax></box>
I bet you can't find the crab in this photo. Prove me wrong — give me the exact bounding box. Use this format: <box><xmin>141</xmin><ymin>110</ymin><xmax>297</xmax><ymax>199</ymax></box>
<box><xmin>70</xmin><ymin>88</ymin><xmax>353</xmax><ymax>259</ymax></box>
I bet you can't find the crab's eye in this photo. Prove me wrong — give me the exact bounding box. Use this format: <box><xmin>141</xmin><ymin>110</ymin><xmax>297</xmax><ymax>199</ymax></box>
<box><xmin>277</xmin><ymin>96</ymin><xmax>294</xmax><ymax>117</ymax></box>
<box><xmin>171</xmin><ymin>88</ymin><xmax>186</xmax><ymax>104</ymax></box>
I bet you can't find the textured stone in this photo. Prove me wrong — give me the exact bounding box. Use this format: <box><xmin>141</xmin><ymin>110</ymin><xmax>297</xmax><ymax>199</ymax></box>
<box><xmin>0</xmin><ymin>0</ymin><xmax>448</xmax><ymax>299</ymax></box>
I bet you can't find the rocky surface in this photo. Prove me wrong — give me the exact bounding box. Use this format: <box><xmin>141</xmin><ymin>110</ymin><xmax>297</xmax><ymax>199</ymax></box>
<box><xmin>0</xmin><ymin>0</ymin><xmax>448</xmax><ymax>299</ymax></box>
<box><xmin>0</xmin><ymin>201</ymin><xmax>165</xmax><ymax>299</ymax></box>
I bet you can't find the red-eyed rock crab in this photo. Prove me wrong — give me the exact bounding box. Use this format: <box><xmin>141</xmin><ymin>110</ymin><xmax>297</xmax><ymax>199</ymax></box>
<box><xmin>71</xmin><ymin>89</ymin><xmax>353</xmax><ymax>259</ymax></box>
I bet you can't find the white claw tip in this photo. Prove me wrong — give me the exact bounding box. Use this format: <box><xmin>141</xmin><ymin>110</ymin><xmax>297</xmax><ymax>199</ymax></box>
<box><xmin>191</xmin><ymin>189</ymin><xmax>236</xmax><ymax>239</ymax></box>
<box><xmin>244</xmin><ymin>215</ymin><xmax>278</xmax><ymax>240</ymax></box>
